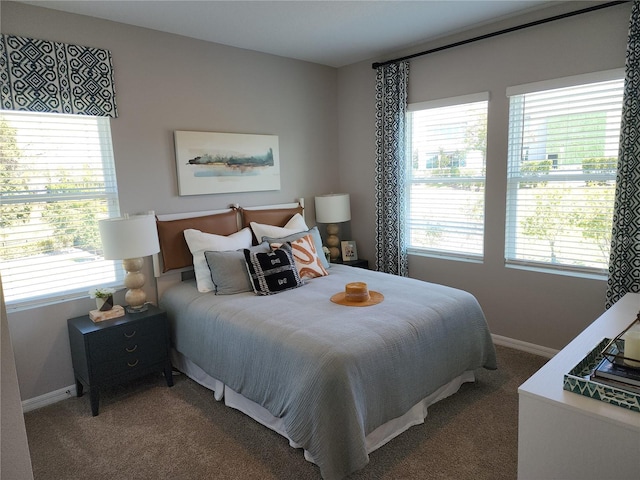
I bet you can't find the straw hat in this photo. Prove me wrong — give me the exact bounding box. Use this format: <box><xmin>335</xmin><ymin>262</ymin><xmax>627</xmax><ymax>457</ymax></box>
<box><xmin>330</xmin><ymin>282</ymin><xmax>383</xmax><ymax>307</ymax></box>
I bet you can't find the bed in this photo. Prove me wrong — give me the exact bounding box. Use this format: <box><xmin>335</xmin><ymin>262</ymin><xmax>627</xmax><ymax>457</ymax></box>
<box><xmin>154</xmin><ymin>201</ymin><xmax>497</xmax><ymax>480</ymax></box>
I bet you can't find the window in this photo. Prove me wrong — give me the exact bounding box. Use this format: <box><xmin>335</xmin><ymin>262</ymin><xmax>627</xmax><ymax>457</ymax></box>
<box><xmin>505</xmin><ymin>70</ymin><xmax>624</xmax><ymax>275</ymax></box>
<box><xmin>406</xmin><ymin>93</ymin><xmax>488</xmax><ymax>259</ymax></box>
<box><xmin>0</xmin><ymin>111</ymin><xmax>122</xmax><ymax>309</ymax></box>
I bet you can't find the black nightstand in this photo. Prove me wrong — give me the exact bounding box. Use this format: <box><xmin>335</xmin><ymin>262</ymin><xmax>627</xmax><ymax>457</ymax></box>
<box><xmin>67</xmin><ymin>304</ymin><xmax>173</xmax><ymax>416</ymax></box>
<box><xmin>342</xmin><ymin>259</ymin><xmax>369</xmax><ymax>269</ymax></box>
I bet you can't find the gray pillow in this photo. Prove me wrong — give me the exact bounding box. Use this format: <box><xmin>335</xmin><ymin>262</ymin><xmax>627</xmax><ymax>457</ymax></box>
<box><xmin>204</xmin><ymin>242</ymin><xmax>271</xmax><ymax>295</ymax></box>
<box><xmin>261</xmin><ymin>226</ymin><xmax>330</xmax><ymax>269</ymax></box>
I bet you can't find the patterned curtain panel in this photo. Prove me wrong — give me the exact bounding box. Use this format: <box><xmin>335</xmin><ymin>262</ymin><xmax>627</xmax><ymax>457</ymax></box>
<box><xmin>0</xmin><ymin>34</ymin><xmax>117</xmax><ymax>117</ymax></box>
<box><xmin>374</xmin><ymin>61</ymin><xmax>409</xmax><ymax>276</ymax></box>
<box><xmin>606</xmin><ymin>0</ymin><xmax>640</xmax><ymax>309</ymax></box>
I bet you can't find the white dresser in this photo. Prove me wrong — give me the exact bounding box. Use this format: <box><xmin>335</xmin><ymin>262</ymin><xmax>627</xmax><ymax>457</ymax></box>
<box><xmin>518</xmin><ymin>292</ymin><xmax>640</xmax><ymax>479</ymax></box>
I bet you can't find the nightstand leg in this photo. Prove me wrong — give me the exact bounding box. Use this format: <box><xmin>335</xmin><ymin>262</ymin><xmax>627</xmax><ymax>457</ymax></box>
<box><xmin>164</xmin><ymin>363</ymin><xmax>174</xmax><ymax>387</ymax></box>
<box><xmin>90</xmin><ymin>388</ymin><xmax>100</xmax><ymax>416</ymax></box>
<box><xmin>75</xmin><ymin>378</ymin><xmax>84</xmax><ymax>397</ymax></box>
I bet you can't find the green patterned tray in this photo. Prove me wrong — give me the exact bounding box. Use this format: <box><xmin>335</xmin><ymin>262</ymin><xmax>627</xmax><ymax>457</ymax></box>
<box><xmin>563</xmin><ymin>338</ymin><xmax>640</xmax><ymax>413</ymax></box>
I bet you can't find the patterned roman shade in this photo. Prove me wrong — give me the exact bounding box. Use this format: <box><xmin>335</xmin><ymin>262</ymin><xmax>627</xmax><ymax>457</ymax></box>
<box><xmin>0</xmin><ymin>34</ymin><xmax>117</xmax><ymax>117</ymax></box>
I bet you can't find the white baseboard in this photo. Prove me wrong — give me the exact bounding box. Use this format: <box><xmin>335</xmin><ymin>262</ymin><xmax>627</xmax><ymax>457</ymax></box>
<box><xmin>22</xmin><ymin>385</ymin><xmax>77</xmax><ymax>413</ymax></box>
<box><xmin>492</xmin><ymin>334</ymin><xmax>558</xmax><ymax>358</ymax></box>
<box><xmin>21</xmin><ymin>335</ymin><xmax>555</xmax><ymax>413</ymax></box>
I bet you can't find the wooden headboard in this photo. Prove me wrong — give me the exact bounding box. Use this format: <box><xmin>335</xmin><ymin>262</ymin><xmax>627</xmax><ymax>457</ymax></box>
<box><xmin>155</xmin><ymin>208</ymin><xmax>239</xmax><ymax>273</ymax></box>
<box><xmin>153</xmin><ymin>199</ymin><xmax>304</xmax><ymax>298</ymax></box>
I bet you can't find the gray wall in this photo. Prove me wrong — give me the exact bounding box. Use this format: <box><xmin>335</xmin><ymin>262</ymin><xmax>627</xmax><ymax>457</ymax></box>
<box><xmin>338</xmin><ymin>1</ymin><xmax>632</xmax><ymax>350</ymax></box>
<box><xmin>0</xmin><ymin>1</ymin><xmax>634</xmax><ymax>403</ymax></box>
<box><xmin>1</xmin><ymin>1</ymin><xmax>338</xmax><ymax>401</ymax></box>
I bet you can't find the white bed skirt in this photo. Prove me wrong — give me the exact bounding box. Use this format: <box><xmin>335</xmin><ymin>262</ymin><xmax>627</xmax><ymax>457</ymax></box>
<box><xmin>171</xmin><ymin>349</ymin><xmax>475</xmax><ymax>463</ymax></box>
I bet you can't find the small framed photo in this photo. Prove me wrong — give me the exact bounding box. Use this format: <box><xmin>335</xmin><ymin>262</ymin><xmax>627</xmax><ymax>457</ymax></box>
<box><xmin>341</xmin><ymin>241</ymin><xmax>358</xmax><ymax>262</ymax></box>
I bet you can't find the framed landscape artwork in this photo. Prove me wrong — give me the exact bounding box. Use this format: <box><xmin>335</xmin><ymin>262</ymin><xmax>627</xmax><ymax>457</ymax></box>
<box><xmin>174</xmin><ymin>131</ymin><xmax>281</xmax><ymax>195</ymax></box>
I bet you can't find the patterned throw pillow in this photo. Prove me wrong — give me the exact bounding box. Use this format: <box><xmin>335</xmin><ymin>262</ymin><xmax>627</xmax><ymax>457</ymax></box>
<box><xmin>270</xmin><ymin>234</ymin><xmax>328</xmax><ymax>279</ymax></box>
<box><xmin>262</xmin><ymin>226</ymin><xmax>330</xmax><ymax>270</ymax></box>
<box><xmin>243</xmin><ymin>243</ymin><xmax>304</xmax><ymax>295</ymax></box>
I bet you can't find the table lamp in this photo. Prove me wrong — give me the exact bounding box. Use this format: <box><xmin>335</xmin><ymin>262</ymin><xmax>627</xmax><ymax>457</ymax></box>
<box><xmin>98</xmin><ymin>213</ymin><xmax>160</xmax><ymax>313</ymax></box>
<box><xmin>315</xmin><ymin>193</ymin><xmax>351</xmax><ymax>262</ymax></box>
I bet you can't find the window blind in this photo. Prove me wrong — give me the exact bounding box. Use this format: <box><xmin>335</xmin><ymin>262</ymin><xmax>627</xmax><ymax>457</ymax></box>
<box><xmin>0</xmin><ymin>111</ymin><xmax>122</xmax><ymax>309</ymax></box>
<box><xmin>406</xmin><ymin>94</ymin><xmax>488</xmax><ymax>258</ymax></box>
<box><xmin>505</xmin><ymin>75</ymin><xmax>624</xmax><ymax>275</ymax></box>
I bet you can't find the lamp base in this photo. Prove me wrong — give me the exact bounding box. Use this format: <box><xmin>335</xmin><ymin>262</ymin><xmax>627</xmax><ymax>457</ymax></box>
<box><xmin>123</xmin><ymin>257</ymin><xmax>148</xmax><ymax>313</ymax></box>
<box><xmin>125</xmin><ymin>303</ymin><xmax>148</xmax><ymax>314</ymax></box>
<box><xmin>318</xmin><ymin>221</ymin><xmax>352</xmax><ymax>262</ymax></box>
<box><xmin>325</xmin><ymin>224</ymin><xmax>341</xmax><ymax>262</ymax></box>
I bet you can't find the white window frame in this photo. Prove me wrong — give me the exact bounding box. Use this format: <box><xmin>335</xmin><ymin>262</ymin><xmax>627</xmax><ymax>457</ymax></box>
<box><xmin>406</xmin><ymin>92</ymin><xmax>489</xmax><ymax>261</ymax></box>
<box><xmin>0</xmin><ymin>111</ymin><xmax>122</xmax><ymax>311</ymax></box>
<box><xmin>504</xmin><ymin>69</ymin><xmax>624</xmax><ymax>278</ymax></box>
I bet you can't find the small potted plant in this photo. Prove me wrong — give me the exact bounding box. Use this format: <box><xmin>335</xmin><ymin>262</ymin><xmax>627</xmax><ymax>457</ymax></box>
<box><xmin>89</xmin><ymin>287</ymin><xmax>115</xmax><ymax>311</ymax></box>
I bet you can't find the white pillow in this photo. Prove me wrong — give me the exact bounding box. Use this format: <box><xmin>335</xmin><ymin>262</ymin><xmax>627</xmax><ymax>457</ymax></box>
<box><xmin>249</xmin><ymin>213</ymin><xmax>308</xmax><ymax>241</ymax></box>
<box><xmin>183</xmin><ymin>227</ymin><xmax>253</xmax><ymax>292</ymax></box>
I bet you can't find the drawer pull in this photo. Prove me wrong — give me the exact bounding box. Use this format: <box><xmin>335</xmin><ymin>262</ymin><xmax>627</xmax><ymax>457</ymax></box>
<box><xmin>127</xmin><ymin>359</ymin><xmax>139</xmax><ymax>368</ymax></box>
<box><xmin>125</xmin><ymin>345</ymin><xmax>138</xmax><ymax>353</ymax></box>
<box><xmin>124</xmin><ymin>330</ymin><xmax>136</xmax><ymax>338</ymax></box>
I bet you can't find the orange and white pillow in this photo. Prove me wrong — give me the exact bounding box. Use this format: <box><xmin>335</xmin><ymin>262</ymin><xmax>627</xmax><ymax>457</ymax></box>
<box><xmin>270</xmin><ymin>234</ymin><xmax>328</xmax><ymax>279</ymax></box>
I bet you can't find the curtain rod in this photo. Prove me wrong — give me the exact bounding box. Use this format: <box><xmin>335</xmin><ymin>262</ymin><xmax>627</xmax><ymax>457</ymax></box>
<box><xmin>371</xmin><ymin>0</ymin><xmax>629</xmax><ymax>69</ymax></box>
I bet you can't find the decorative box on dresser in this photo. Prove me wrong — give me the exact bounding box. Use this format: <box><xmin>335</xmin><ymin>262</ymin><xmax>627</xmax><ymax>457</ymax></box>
<box><xmin>518</xmin><ymin>293</ymin><xmax>640</xmax><ymax>480</ymax></box>
<box><xmin>67</xmin><ymin>304</ymin><xmax>173</xmax><ymax>416</ymax></box>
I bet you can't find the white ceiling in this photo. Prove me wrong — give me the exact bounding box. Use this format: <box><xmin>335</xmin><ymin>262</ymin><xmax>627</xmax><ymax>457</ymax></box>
<box><xmin>17</xmin><ymin>1</ymin><xmax>557</xmax><ymax>67</ymax></box>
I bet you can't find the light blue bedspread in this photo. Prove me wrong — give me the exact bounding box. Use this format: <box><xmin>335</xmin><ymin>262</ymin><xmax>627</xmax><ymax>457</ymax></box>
<box><xmin>160</xmin><ymin>265</ymin><xmax>496</xmax><ymax>479</ymax></box>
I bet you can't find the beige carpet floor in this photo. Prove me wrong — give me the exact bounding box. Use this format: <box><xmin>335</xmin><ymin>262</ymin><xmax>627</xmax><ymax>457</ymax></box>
<box><xmin>24</xmin><ymin>345</ymin><xmax>548</xmax><ymax>479</ymax></box>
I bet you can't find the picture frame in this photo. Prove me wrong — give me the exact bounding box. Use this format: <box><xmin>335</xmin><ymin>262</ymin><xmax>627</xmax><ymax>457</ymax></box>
<box><xmin>341</xmin><ymin>240</ymin><xmax>358</xmax><ymax>262</ymax></box>
<box><xmin>174</xmin><ymin>131</ymin><xmax>281</xmax><ymax>196</ymax></box>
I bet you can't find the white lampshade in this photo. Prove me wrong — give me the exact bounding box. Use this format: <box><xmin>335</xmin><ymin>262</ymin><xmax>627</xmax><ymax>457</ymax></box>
<box><xmin>99</xmin><ymin>214</ymin><xmax>160</xmax><ymax>260</ymax></box>
<box><xmin>315</xmin><ymin>193</ymin><xmax>351</xmax><ymax>223</ymax></box>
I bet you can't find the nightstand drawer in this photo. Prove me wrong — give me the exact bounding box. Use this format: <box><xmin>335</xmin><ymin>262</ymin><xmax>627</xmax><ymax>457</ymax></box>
<box><xmin>91</xmin><ymin>346</ymin><xmax>168</xmax><ymax>378</ymax></box>
<box><xmin>88</xmin><ymin>316</ymin><xmax>158</xmax><ymax>344</ymax></box>
<box><xmin>89</xmin><ymin>323</ymin><xmax>166</xmax><ymax>363</ymax></box>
